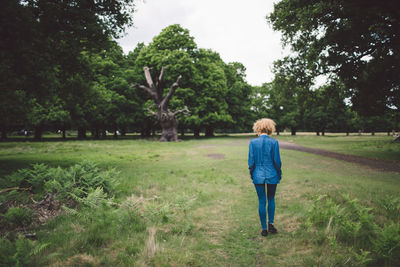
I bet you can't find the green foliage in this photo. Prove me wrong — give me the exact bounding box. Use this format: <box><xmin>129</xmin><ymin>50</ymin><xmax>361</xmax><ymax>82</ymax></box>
<box><xmin>133</xmin><ymin>24</ymin><xmax>252</xmax><ymax>135</ymax></box>
<box><xmin>378</xmin><ymin>197</ymin><xmax>400</xmax><ymax>221</ymax></box>
<box><xmin>0</xmin><ymin>136</ymin><xmax>399</xmax><ymax>265</ymax></box>
<box><xmin>0</xmin><ymin>0</ymin><xmax>136</xmax><ymax>139</ymax></box>
<box><xmin>268</xmin><ymin>0</ymin><xmax>400</xmax><ymax>116</ymax></box>
<box><xmin>0</xmin><ymin>235</ymin><xmax>47</xmax><ymax>266</ymax></box>
<box><xmin>373</xmin><ymin>222</ymin><xmax>400</xmax><ymax>264</ymax></box>
<box><xmin>71</xmin><ymin>187</ymin><xmax>116</xmax><ymax>209</ymax></box>
<box><xmin>1</xmin><ymin>207</ymin><xmax>33</xmax><ymax>228</ymax></box>
<box><xmin>2</xmin><ymin>161</ymin><xmax>118</xmax><ymax>203</ymax></box>
<box><xmin>306</xmin><ymin>194</ymin><xmax>400</xmax><ymax>266</ymax></box>
<box><xmin>0</xmin><ymin>161</ymin><xmax>124</xmax><ymax>265</ymax></box>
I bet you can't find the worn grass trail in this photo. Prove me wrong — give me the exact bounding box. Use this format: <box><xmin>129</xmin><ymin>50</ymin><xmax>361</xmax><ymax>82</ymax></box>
<box><xmin>1</xmin><ymin>136</ymin><xmax>399</xmax><ymax>266</ymax></box>
<box><xmin>274</xmin><ymin>134</ymin><xmax>400</xmax><ymax>163</ymax></box>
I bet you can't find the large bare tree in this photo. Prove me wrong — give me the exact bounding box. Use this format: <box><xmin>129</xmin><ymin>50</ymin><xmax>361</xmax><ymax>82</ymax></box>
<box><xmin>135</xmin><ymin>66</ymin><xmax>188</xmax><ymax>141</ymax></box>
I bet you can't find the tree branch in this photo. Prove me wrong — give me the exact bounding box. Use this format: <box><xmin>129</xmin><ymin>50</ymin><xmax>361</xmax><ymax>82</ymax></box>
<box><xmin>143</xmin><ymin>66</ymin><xmax>156</xmax><ymax>90</ymax></box>
<box><xmin>173</xmin><ymin>106</ymin><xmax>190</xmax><ymax>116</ymax></box>
<box><xmin>133</xmin><ymin>83</ymin><xmax>158</xmax><ymax>102</ymax></box>
<box><xmin>0</xmin><ymin>186</ymin><xmax>32</xmax><ymax>194</ymax></box>
<box><xmin>160</xmin><ymin>75</ymin><xmax>182</xmax><ymax>110</ymax></box>
<box><xmin>145</xmin><ymin>105</ymin><xmax>158</xmax><ymax>117</ymax></box>
<box><xmin>352</xmin><ymin>47</ymin><xmax>375</xmax><ymax>62</ymax></box>
<box><xmin>156</xmin><ymin>66</ymin><xmax>166</xmax><ymax>100</ymax></box>
<box><xmin>156</xmin><ymin>66</ymin><xmax>165</xmax><ymax>87</ymax></box>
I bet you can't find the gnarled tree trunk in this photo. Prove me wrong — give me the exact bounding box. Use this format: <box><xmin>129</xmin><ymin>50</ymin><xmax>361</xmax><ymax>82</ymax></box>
<box><xmin>135</xmin><ymin>66</ymin><xmax>188</xmax><ymax>142</ymax></box>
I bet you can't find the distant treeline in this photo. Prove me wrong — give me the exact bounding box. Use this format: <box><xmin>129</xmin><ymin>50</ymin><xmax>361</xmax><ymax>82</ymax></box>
<box><xmin>1</xmin><ymin>1</ymin><xmax>398</xmax><ymax>140</ymax></box>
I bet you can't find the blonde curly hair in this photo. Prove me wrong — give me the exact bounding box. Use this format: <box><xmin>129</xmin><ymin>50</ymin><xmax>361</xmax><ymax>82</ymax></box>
<box><xmin>252</xmin><ymin>118</ymin><xmax>276</xmax><ymax>135</ymax></box>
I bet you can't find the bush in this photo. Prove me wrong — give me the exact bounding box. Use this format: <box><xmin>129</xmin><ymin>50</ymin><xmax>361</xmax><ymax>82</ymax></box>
<box><xmin>1</xmin><ymin>161</ymin><xmax>118</xmax><ymax>204</ymax></box>
<box><xmin>0</xmin><ymin>235</ymin><xmax>48</xmax><ymax>266</ymax></box>
<box><xmin>373</xmin><ymin>222</ymin><xmax>400</xmax><ymax>265</ymax></box>
<box><xmin>1</xmin><ymin>207</ymin><xmax>33</xmax><ymax>228</ymax></box>
<box><xmin>306</xmin><ymin>194</ymin><xmax>400</xmax><ymax>266</ymax></box>
<box><xmin>44</xmin><ymin>161</ymin><xmax>119</xmax><ymax>201</ymax></box>
<box><xmin>0</xmin><ymin>161</ymin><xmax>121</xmax><ymax>264</ymax></box>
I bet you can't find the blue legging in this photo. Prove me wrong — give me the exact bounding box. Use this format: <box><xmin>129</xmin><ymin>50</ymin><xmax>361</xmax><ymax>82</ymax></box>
<box><xmin>254</xmin><ymin>184</ymin><xmax>277</xmax><ymax>230</ymax></box>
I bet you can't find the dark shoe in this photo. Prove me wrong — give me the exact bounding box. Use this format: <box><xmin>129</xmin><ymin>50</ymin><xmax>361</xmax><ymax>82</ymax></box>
<box><xmin>268</xmin><ymin>224</ymin><xmax>277</xmax><ymax>234</ymax></box>
<box><xmin>261</xmin><ymin>229</ymin><xmax>268</xmax><ymax>236</ymax></box>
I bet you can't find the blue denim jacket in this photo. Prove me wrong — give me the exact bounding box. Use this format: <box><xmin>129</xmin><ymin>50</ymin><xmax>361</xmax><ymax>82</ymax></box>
<box><xmin>248</xmin><ymin>135</ymin><xmax>282</xmax><ymax>184</ymax></box>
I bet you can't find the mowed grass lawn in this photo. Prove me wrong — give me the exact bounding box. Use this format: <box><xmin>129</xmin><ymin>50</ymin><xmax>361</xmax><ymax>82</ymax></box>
<box><xmin>0</xmin><ymin>135</ymin><xmax>399</xmax><ymax>266</ymax></box>
<box><xmin>274</xmin><ymin>133</ymin><xmax>400</xmax><ymax>162</ymax></box>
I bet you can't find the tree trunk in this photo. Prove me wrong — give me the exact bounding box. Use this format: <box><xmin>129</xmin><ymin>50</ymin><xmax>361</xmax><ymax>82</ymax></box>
<box><xmin>346</xmin><ymin>131</ymin><xmax>349</xmax><ymax>136</ymax></box>
<box><xmin>77</xmin><ymin>127</ymin><xmax>86</xmax><ymax>139</ymax></box>
<box><xmin>141</xmin><ymin>128</ymin><xmax>151</xmax><ymax>137</ymax></box>
<box><xmin>102</xmin><ymin>130</ymin><xmax>107</xmax><ymax>138</ymax></box>
<box><xmin>113</xmin><ymin>130</ymin><xmax>118</xmax><ymax>139</ymax></box>
<box><xmin>34</xmin><ymin>126</ymin><xmax>43</xmax><ymax>140</ymax></box>
<box><xmin>121</xmin><ymin>128</ymin><xmax>126</xmax><ymax>136</ymax></box>
<box><xmin>159</xmin><ymin>110</ymin><xmax>178</xmax><ymax>141</ymax></box>
<box><xmin>194</xmin><ymin>128</ymin><xmax>200</xmax><ymax>137</ymax></box>
<box><xmin>62</xmin><ymin>129</ymin><xmax>66</xmax><ymax>139</ymax></box>
<box><xmin>1</xmin><ymin>127</ymin><xmax>7</xmax><ymax>140</ymax></box>
<box><xmin>135</xmin><ymin>66</ymin><xmax>186</xmax><ymax>142</ymax></box>
<box><xmin>316</xmin><ymin>131</ymin><xmax>320</xmax><ymax>136</ymax></box>
<box><xmin>291</xmin><ymin>127</ymin><xmax>296</xmax><ymax>136</ymax></box>
<box><xmin>93</xmin><ymin>128</ymin><xmax>100</xmax><ymax>139</ymax></box>
<box><xmin>180</xmin><ymin>128</ymin><xmax>185</xmax><ymax>137</ymax></box>
<box><xmin>371</xmin><ymin>131</ymin><xmax>375</xmax><ymax>136</ymax></box>
<box><xmin>322</xmin><ymin>130</ymin><xmax>325</xmax><ymax>136</ymax></box>
<box><xmin>205</xmin><ymin>127</ymin><xmax>214</xmax><ymax>137</ymax></box>
<box><xmin>276</xmin><ymin>130</ymin><xmax>280</xmax><ymax>135</ymax></box>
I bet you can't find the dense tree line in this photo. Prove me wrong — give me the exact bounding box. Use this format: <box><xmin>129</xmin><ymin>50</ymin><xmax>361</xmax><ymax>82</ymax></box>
<box><xmin>264</xmin><ymin>0</ymin><xmax>399</xmax><ymax>135</ymax></box>
<box><xmin>1</xmin><ymin>0</ymin><xmax>398</xmax><ymax>140</ymax></box>
<box><xmin>0</xmin><ymin>0</ymin><xmax>136</xmax><ymax>139</ymax></box>
<box><xmin>1</xmin><ymin>4</ymin><xmax>254</xmax><ymax>139</ymax></box>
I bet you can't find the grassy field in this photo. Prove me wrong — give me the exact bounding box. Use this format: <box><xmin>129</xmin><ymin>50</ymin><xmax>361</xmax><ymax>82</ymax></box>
<box><xmin>273</xmin><ymin>133</ymin><xmax>400</xmax><ymax>163</ymax></box>
<box><xmin>0</xmin><ymin>136</ymin><xmax>400</xmax><ymax>266</ymax></box>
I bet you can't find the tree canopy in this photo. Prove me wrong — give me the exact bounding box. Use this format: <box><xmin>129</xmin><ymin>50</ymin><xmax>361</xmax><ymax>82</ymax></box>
<box><xmin>268</xmin><ymin>0</ymin><xmax>400</xmax><ymax>116</ymax></box>
<box><xmin>0</xmin><ymin>0</ymin><xmax>136</xmax><ymax>138</ymax></box>
<box><xmin>1</xmin><ymin>0</ymin><xmax>398</xmax><ymax>139</ymax></box>
<box><xmin>132</xmin><ymin>24</ymin><xmax>252</xmax><ymax>136</ymax></box>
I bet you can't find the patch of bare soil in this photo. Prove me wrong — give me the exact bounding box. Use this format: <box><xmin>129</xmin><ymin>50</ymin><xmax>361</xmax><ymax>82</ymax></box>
<box><xmin>279</xmin><ymin>141</ymin><xmax>400</xmax><ymax>173</ymax></box>
<box><xmin>206</xmin><ymin>153</ymin><xmax>225</xmax><ymax>160</ymax></box>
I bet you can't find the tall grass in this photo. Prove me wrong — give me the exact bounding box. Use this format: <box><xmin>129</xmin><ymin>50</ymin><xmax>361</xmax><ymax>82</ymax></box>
<box><xmin>304</xmin><ymin>193</ymin><xmax>400</xmax><ymax>266</ymax></box>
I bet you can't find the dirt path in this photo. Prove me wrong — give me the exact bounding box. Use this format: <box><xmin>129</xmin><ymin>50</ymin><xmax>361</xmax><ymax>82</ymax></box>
<box><xmin>279</xmin><ymin>141</ymin><xmax>400</xmax><ymax>173</ymax></box>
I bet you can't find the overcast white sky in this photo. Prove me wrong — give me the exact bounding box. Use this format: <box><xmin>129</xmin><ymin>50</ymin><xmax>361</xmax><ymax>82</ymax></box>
<box><xmin>116</xmin><ymin>0</ymin><xmax>289</xmax><ymax>86</ymax></box>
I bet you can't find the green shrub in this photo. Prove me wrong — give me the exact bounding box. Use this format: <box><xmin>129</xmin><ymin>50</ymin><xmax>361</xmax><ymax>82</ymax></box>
<box><xmin>2</xmin><ymin>207</ymin><xmax>33</xmax><ymax>228</ymax></box>
<box><xmin>17</xmin><ymin>163</ymin><xmax>53</xmax><ymax>194</ymax></box>
<box><xmin>0</xmin><ymin>161</ymin><xmax>121</xmax><ymax>265</ymax></box>
<box><xmin>373</xmin><ymin>222</ymin><xmax>400</xmax><ymax>265</ymax></box>
<box><xmin>0</xmin><ymin>235</ymin><xmax>47</xmax><ymax>266</ymax></box>
<box><xmin>44</xmin><ymin>161</ymin><xmax>119</xmax><ymax>201</ymax></box>
<box><xmin>2</xmin><ymin>161</ymin><xmax>118</xmax><ymax>205</ymax></box>
<box><xmin>306</xmin><ymin>194</ymin><xmax>400</xmax><ymax>266</ymax></box>
<box><xmin>0</xmin><ymin>237</ymin><xmax>15</xmax><ymax>266</ymax></box>
<box><xmin>378</xmin><ymin>197</ymin><xmax>400</xmax><ymax>221</ymax></box>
